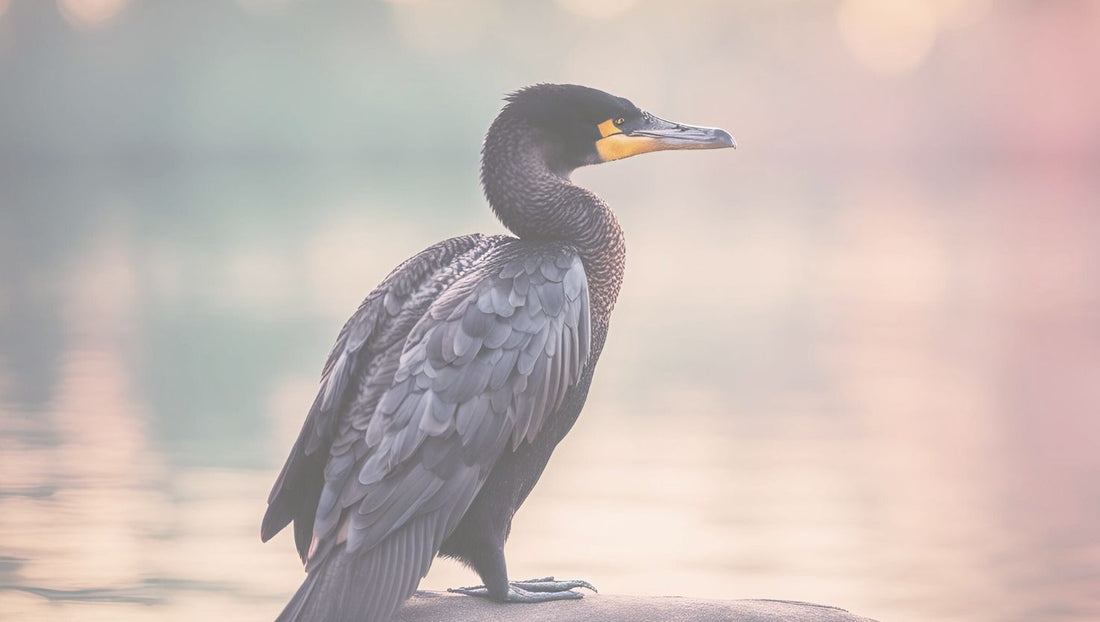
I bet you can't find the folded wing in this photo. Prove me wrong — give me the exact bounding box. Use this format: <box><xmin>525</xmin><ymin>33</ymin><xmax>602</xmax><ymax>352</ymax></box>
<box><xmin>270</xmin><ymin>241</ymin><xmax>591</xmax><ymax>621</ymax></box>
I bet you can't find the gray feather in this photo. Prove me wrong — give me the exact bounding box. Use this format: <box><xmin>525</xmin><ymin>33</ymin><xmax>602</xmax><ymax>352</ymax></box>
<box><xmin>266</xmin><ymin>238</ymin><xmax>593</xmax><ymax>622</ymax></box>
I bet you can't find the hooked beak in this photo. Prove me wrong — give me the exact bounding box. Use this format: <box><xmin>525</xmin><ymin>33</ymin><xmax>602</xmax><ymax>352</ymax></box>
<box><xmin>596</xmin><ymin>114</ymin><xmax>736</xmax><ymax>162</ymax></box>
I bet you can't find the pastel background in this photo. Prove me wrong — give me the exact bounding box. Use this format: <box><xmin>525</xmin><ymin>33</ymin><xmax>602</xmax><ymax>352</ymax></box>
<box><xmin>1</xmin><ymin>2</ymin><xmax>1098</xmax><ymax>621</ymax></box>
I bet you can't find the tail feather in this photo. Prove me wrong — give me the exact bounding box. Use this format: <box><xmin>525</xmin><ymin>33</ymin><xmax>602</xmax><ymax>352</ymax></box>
<box><xmin>275</xmin><ymin>514</ymin><xmax>440</xmax><ymax>622</ymax></box>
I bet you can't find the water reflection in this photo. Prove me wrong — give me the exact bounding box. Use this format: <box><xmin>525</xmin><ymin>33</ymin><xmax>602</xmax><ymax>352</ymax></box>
<box><xmin>1</xmin><ymin>163</ymin><xmax>1097</xmax><ymax>622</ymax></box>
<box><xmin>3</xmin><ymin>0</ymin><xmax>1099</xmax><ymax>619</ymax></box>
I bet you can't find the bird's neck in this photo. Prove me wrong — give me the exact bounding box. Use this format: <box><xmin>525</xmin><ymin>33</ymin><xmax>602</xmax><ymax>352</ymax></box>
<box><xmin>482</xmin><ymin>118</ymin><xmax>626</xmax><ymax>318</ymax></box>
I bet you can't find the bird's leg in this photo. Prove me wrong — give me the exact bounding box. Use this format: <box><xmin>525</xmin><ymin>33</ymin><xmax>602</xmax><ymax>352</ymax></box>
<box><xmin>447</xmin><ymin>547</ymin><xmax>596</xmax><ymax>603</ymax></box>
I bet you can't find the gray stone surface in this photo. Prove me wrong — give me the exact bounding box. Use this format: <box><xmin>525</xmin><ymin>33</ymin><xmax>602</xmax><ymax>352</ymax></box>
<box><xmin>395</xmin><ymin>591</ymin><xmax>879</xmax><ymax>622</ymax></box>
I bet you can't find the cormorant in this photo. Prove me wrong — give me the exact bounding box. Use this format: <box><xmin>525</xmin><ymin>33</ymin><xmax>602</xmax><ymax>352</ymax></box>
<box><xmin>261</xmin><ymin>84</ymin><xmax>735</xmax><ymax>622</ymax></box>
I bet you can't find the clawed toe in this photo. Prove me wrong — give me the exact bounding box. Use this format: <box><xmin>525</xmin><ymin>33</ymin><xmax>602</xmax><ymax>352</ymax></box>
<box><xmin>511</xmin><ymin>577</ymin><xmax>597</xmax><ymax>593</ymax></box>
<box><xmin>448</xmin><ymin>576</ymin><xmax>597</xmax><ymax>603</ymax></box>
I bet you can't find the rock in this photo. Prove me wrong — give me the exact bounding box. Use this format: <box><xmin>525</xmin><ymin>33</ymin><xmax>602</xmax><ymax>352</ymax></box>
<box><xmin>395</xmin><ymin>591</ymin><xmax>878</xmax><ymax>622</ymax></box>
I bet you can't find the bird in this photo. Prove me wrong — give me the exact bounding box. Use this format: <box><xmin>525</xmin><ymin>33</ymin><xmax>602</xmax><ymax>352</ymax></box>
<box><xmin>261</xmin><ymin>83</ymin><xmax>735</xmax><ymax>622</ymax></box>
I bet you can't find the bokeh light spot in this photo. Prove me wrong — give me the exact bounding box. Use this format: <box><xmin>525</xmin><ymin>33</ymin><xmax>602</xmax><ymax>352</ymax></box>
<box><xmin>837</xmin><ymin>0</ymin><xmax>938</xmax><ymax>74</ymax></box>
<box><xmin>57</xmin><ymin>0</ymin><xmax>127</xmax><ymax>29</ymax></box>
<box><xmin>390</xmin><ymin>0</ymin><xmax>497</xmax><ymax>57</ymax></box>
<box><xmin>929</xmin><ymin>0</ymin><xmax>993</xmax><ymax>30</ymax></box>
<box><xmin>556</xmin><ymin>0</ymin><xmax>641</xmax><ymax>21</ymax></box>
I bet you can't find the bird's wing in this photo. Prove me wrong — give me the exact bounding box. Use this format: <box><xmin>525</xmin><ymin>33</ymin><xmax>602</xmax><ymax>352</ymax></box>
<box><xmin>279</xmin><ymin>242</ymin><xmax>591</xmax><ymax>621</ymax></box>
<box><xmin>262</xmin><ymin>233</ymin><xmax>499</xmax><ymax>559</ymax></box>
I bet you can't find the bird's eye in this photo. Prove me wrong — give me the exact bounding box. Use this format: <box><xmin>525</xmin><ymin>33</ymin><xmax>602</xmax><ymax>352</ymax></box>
<box><xmin>615</xmin><ymin>117</ymin><xmax>625</xmax><ymax>126</ymax></box>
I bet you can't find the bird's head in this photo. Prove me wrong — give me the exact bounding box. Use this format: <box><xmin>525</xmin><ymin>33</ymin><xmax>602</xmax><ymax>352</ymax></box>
<box><xmin>495</xmin><ymin>83</ymin><xmax>736</xmax><ymax>174</ymax></box>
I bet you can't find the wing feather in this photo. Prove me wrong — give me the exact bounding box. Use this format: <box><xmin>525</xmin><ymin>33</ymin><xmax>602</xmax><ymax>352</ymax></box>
<box><xmin>262</xmin><ymin>234</ymin><xmax>497</xmax><ymax>559</ymax></box>
<box><xmin>270</xmin><ymin>239</ymin><xmax>592</xmax><ymax>622</ymax></box>
<box><xmin>315</xmin><ymin>244</ymin><xmax>589</xmax><ymax>555</ymax></box>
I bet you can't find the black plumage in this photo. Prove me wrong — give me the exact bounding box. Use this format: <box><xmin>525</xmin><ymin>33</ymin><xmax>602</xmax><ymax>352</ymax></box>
<box><xmin>262</xmin><ymin>84</ymin><xmax>734</xmax><ymax>622</ymax></box>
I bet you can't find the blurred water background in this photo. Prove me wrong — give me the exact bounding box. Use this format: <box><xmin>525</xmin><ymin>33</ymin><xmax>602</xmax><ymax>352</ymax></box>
<box><xmin>1</xmin><ymin>1</ymin><xmax>1099</xmax><ymax>621</ymax></box>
